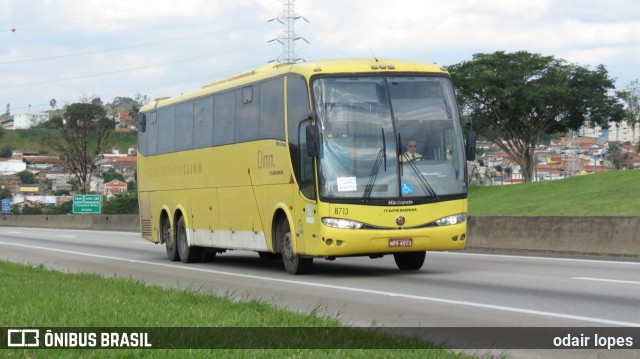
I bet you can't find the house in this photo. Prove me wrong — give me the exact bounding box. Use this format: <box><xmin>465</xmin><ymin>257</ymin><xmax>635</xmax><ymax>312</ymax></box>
<box><xmin>12</xmin><ymin>112</ymin><xmax>49</xmax><ymax>129</ymax></box>
<box><xmin>102</xmin><ymin>179</ymin><xmax>128</xmax><ymax>198</ymax></box>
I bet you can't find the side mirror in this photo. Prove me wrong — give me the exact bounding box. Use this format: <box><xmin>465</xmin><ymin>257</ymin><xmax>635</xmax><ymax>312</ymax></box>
<box><xmin>306</xmin><ymin>124</ymin><xmax>319</xmax><ymax>157</ymax></box>
<box><xmin>138</xmin><ymin>113</ymin><xmax>147</xmax><ymax>133</ymax></box>
<box><xmin>460</xmin><ymin>114</ymin><xmax>471</xmax><ymax>126</ymax></box>
<box><xmin>465</xmin><ymin>129</ymin><xmax>477</xmax><ymax>161</ymax></box>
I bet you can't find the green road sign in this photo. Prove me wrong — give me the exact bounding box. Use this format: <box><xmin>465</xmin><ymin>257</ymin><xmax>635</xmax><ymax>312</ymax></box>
<box><xmin>72</xmin><ymin>194</ymin><xmax>102</xmax><ymax>214</ymax></box>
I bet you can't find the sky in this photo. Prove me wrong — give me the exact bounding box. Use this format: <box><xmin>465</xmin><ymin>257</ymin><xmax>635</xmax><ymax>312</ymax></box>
<box><xmin>1</xmin><ymin>0</ymin><xmax>638</xmax><ymax>113</ymax></box>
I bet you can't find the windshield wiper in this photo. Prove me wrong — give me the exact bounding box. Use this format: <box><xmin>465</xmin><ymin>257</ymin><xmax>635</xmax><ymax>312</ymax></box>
<box><xmin>363</xmin><ymin>128</ymin><xmax>387</xmax><ymax>202</ymax></box>
<box><xmin>403</xmin><ymin>156</ymin><xmax>439</xmax><ymax>201</ymax></box>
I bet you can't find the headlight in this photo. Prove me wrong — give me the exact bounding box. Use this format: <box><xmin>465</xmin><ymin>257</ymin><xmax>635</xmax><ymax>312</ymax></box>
<box><xmin>434</xmin><ymin>213</ymin><xmax>467</xmax><ymax>226</ymax></box>
<box><xmin>322</xmin><ymin>218</ymin><xmax>364</xmax><ymax>229</ymax></box>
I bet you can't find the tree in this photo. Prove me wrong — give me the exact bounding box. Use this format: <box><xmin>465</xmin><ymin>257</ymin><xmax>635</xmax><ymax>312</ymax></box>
<box><xmin>448</xmin><ymin>51</ymin><xmax>625</xmax><ymax>182</ymax></box>
<box><xmin>608</xmin><ymin>143</ymin><xmax>623</xmax><ymax>169</ymax></box>
<box><xmin>102</xmin><ymin>168</ymin><xmax>125</xmax><ymax>183</ymax></box>
<box><xmin>0</xmin><ymin>146</ymin><xmax>12</xmax><ymax>158</ymax></box>
<box><xmin>43</xmin><ymin>97</ymin><xmax>116</xmax><ymax>193</ymax></box>
<box><xmin>17</xmin><ymin>170</ymin><xmax>38</xmax><ymax>184</ymax></box>
<box><xmin>50</xmin><ymin>98</ymin><xmax>57</xmax><ymax>110</ymax></box>
<box><xmin>0</xmin><ymin>184</ymin><xmax>12</xmax><ymax>199</ymax></box>
<box><xmin>102</xmin><ymin>192</ymin><xmax>138</xmax><ymax>214</ymax></box>
<box><xmin>5</xmin><ymin>103</ymin><xmax>9</xmax><ymax>116</ymax></box>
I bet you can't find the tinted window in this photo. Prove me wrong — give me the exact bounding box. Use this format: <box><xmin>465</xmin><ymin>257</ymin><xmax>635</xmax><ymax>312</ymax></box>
<box><xmin>158</xmin><ymin>107</ymin><xmax>175</xmax><ymax>154</ymax></box>
<box><xmin>146</xmin><ymin>111</ymin><xmax>159</xmax><ymax>155</ymax></box>
<box><xmin>175</xmin><ymin>101</ymin><xmax>194</xmax><ymax>151</ymax></box>
<box><xmin>235</xmin><ymin>85</ymin><xmax>260</xmax><ymax>142</ymax></box>
<box><xmin>213</xmin><ymin>90</ymin><xmax>235</xmax><ymax>146</ymax></box>
<box><xmin>287</xmin><ymin>75</ymin><xmax>310</xmax><ymax>184</ymax></box>
<box><xmin>259</xmin><ymin>78</ymin><xmax>285</xmax><ymax>140</ymax></box>
<box><xmin>287</xmin><ymin>75</ymin><xmax>309</xmax><ymax>146</ymax></box>
<box><xmin>194</xmin><ymin>96</ymin><xmax>214</xmax><ymax>148</ymax></box>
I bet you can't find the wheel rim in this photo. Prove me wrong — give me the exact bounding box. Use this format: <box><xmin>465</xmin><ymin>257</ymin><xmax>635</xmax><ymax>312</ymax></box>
<box><xmin>177</xmin><ymin>223</ymin><xmax>187</xmax><ymax>257</ymax></box>
<box><xmin>164</xmin><ymin>222</ymin><xmax>174</xmax><ymax>250</ymax></box>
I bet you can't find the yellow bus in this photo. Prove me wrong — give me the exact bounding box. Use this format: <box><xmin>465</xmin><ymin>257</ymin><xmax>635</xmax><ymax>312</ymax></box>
<box><xmin>137</xmin><ymin>59</ymin><xmax>475</xmax><ymax>274</ymax></box>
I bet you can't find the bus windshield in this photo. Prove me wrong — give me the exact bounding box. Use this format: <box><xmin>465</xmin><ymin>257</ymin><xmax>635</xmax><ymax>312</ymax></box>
<box><xmin>312</xmin><ymin>75</ymin><xmax>466</xmax><ymax>202</ymax></box>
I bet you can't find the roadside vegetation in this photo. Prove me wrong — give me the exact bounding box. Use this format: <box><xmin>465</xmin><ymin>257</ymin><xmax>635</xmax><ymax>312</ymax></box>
<box><xmin>469</xmin><ymin>169</ymin><xmax>640</xmax><ymax>216</ymax></box>
<box><xmin>0</xmin><ymin>261</ymin><xmax>472</xmax><ymax>359</ymax></box>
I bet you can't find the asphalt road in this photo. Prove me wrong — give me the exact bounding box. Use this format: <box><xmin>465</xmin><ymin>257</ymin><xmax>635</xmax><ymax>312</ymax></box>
<box><xmin>1</xmin><ymin>226</ymin><xmax>639</xmax><ymax>358</ymax></box>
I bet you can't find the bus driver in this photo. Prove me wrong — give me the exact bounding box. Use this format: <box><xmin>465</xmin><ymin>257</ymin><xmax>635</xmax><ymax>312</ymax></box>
<box><xmin>400</xmin><ymin>139</ymin><xmax>423</xmax><ymax>162</ymax></box>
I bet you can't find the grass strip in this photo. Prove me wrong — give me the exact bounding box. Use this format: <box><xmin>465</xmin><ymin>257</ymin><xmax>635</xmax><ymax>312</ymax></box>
<box><xmin>469</xmin><ymin>170</ymin><xmax>640</xmax><ymax>216</ymax></box>
<box><xmin>0</xmin><ymin>261</ymin><xmax>475</xmax><ymax>358</ymax></box>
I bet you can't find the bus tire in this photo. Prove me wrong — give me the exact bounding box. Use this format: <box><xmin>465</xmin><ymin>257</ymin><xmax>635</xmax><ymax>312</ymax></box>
<box><xmin>393</xmin><ymin>251</ymin><xmax>426</xmax><ymax>270</ymax></box>
<box><xmin>163</xmin><ymin>217</ymin><xmax>179</xmax><ymax>262</ymax></box>
<box><xmin>278</xmin><ymin>220</ymin><xmax>312</xmax><ymax>275</ymax></box>
<box><xmin>176</xmin><ymin>216</ymin><xmax>202</xmax><ymax>263</ymax></box>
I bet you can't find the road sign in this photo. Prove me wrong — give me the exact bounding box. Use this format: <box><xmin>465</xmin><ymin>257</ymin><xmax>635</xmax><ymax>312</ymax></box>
<box><xmin>2</xmin><ymin>199</ymin><xmax>11</xmax><ymax>214</ymax></box>
<box><xmin>72</xmin><ymin>194</ymin><xmax>102</xmax><ymax>214</ymax></box>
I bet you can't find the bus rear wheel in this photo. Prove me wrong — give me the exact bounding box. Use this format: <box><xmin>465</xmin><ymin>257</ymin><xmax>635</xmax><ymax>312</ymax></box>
<box><xmin>163</xmin><ymin>218</ymin><xmax>179</xmax><ymax>262</ymax></box>
<box><xmin>176</xmin><ymin>216</ymin><xmax>202</xmax><ymax>263</ymax></box>
<box><xmin>393</xmin><ymin>251</ymin><xmax>426</xmax><ymax>270</ymax></box>
<box><xmin>278</xmin><ymin>220</ymin><xmax>312</xmax><ymax>275</ymax></box>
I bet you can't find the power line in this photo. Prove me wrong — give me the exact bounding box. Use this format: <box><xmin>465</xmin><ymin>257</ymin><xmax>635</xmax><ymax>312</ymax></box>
<box><xmin>0</xmin><ymin>22</ymin><xmax>268</xmax><ymax>66</ymax></box>
<box><xmin>0</xmin><ymin>42</ymin><xmax>269</xmax><ymax>90</ymax></box>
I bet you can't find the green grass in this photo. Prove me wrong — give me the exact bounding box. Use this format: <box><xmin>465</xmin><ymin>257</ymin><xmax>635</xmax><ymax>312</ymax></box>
<box><xmin>469</xmin><ymin>169</ymin><xmax>640</xmax><ymax>216</ymax></box>
<box><xmin>0</xmin><ymin>261</ymin><xmax>474</xmax><ymax>358</ymax></box>
<box><xmin>0</xmin><ymin>129</ymin><xmax>137</xmax><ymax>154</ymax></box>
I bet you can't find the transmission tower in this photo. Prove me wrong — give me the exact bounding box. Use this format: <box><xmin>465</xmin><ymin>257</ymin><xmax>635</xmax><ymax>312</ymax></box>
<box><xmin>269</xmin><ymin>0</ymin><xmax>308</xmax><ymax>63</ymax></box>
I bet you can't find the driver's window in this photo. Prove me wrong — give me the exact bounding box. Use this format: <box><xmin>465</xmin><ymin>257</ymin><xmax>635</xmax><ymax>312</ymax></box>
<box><xmin>298</xmin><ymin>121</ymin><xmax>316</xmax><ymax>200</ymax></box>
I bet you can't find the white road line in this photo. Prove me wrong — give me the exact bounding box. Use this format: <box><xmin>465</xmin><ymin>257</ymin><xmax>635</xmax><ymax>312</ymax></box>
<box><xmin>55</xmin><ymin>235</ymin><xmax>77</xmax><ymax>238</ymax></box>
<box><xmin>435</xmin><ymin>251</ymin><xmax>640</xmax><ymax>266</ymax></box>
<box><xmin>573</xmin><ymin>277</ymin><xmax>640</xmax><ymax>285</ymax></box>
<box><xmin>2</xmin><ymin>240</ymin><xmax>640</xmax><ymax>327</ymax></box>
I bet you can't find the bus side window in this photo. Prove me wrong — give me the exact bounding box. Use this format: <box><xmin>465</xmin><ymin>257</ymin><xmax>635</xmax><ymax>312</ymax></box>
<box><xmin>259</xmin><ymin>78</ymin><xmax>285</xmax><ymax>140</ymax></box>
<box><xmin>287</xmin><ymin>75</ymin><xmax>314</xmax><ymax>199</ymax></box>
<box><xmin>193</xmin><ymin>95</ymin><xmax>214</xmax><ymax>148</ymax></box>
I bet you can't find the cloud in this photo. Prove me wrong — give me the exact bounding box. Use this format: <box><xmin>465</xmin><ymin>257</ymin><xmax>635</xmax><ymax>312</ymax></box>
<box><xmin>2</xmin><ymin>0</ymin><xmax>638</xmax><ymax>111</ymax></box>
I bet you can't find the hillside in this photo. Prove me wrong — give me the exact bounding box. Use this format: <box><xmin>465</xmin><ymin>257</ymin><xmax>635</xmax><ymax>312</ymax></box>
<box><xmin>469</xmin><ymin>169</ymin><xmax>640</xmax><ymax>216</ymax></box>
<box><xmin>0</xmin><ymin>129</ymin><xmax>137</xmax><ymax>155</ymax></box>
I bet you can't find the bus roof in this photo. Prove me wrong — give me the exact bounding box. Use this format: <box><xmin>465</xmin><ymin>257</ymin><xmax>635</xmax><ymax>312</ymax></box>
<box><xmin>140</xmin><ymin>59</ymin><xmax>449</xmax><ymax>111</ymax></box>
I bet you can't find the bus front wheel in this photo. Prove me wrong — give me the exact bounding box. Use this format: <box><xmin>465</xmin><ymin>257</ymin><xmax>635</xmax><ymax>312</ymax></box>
<box><xmin>176</xmin><ymin>216</ymin><xmax>202</xmax><ymax>263</ymax></box>
<box><xmin>278</xmin><ymin>220</ymin><xmax>312</xmax><ymax>275</ymax></box>
<box><xmin>163</xmin><ymin>218</ymin><xmax>179</xmax><ymax>262</ymax></box>
<box><xmin>393</xmin><ymin>251</ymin><xmax>426</xmax><ymax>270</ymax></box>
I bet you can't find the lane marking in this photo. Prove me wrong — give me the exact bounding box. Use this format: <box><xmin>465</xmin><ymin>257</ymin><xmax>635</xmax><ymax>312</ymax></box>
<box><xmin>434</xmin><ymin>251</ymin><xmax>640</xmax><ymax>266</ymax></box>
<box><xmin>2</xmin><ymin>241</ymin><xmax>639</xmax><ymax>327</ymax></box>
<box><xmin>55</xmin><ymin>235</ymin><xmax>77</xmax><ymax>238</ymax></box>
<box><xmin>573</xmin><ymin>277</ymin><xmax>640</xmax><ymax>285</ymax></box>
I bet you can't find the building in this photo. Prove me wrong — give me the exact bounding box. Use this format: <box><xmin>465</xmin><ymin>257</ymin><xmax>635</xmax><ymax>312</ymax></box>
<box><xmin>102</xmin><ymin>179</ymin><xmax>128</xmax><ymax>198</ymax></box>
<box><xmin>581</xmin><ymin>120</ymin><xmax>639</xmax><ymax>144</ymax></box>
<box><xmin>12</xmin><ymin>112</ymin><xmax>49</xmax><ymax>129</ymax></box>
<box><xmin>0</xmin><ymin>159</ymin><xmax>27</xmax><ymax>176</ymax></box>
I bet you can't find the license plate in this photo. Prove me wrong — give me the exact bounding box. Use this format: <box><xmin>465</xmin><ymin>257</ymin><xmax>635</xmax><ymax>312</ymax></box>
<box><xmin>389</xmin><ymin>238</ymin><xmax>413</xmax><ymax>247</ymax></box>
